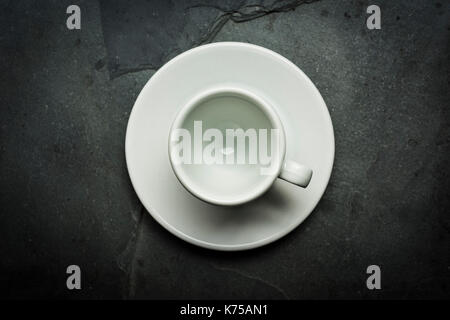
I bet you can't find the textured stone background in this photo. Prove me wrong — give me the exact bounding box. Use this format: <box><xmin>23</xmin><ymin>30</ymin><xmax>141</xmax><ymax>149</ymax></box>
<box><xmin>0</xmin><ymin>0</ymin><xmax>449</xmax><ymax>299</ymax></box>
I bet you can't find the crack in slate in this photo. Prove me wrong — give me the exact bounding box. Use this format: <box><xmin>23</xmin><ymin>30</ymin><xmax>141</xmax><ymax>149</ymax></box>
<box><xmin>211</xmin><ymin>264</ymin><xmax>290</xmax><ymax>299</ymax></box>
<box><xmin>117</xmin><ymin>204</ymin><xmax>145</xmax><ymax>299</ymax></box>
<box><xmin>99</xmin><ymin>0</ymin><xmax>320</xmax><ymax>78</ymax></box>
<box><xmin>194</xmin><ymin>0</ymin><xmax>320</xmax><ymax>45</ymax></box>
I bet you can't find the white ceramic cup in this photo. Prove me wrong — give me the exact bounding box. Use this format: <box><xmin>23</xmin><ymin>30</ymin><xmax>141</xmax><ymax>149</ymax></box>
<box><xmin>168</xmin><ymin>86</ymin><xmax>312</xmax><ymax>206</ymax></box>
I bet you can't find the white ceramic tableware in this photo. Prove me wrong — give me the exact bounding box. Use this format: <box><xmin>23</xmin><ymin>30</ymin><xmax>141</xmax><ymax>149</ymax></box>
<box><xmin>168</xmin><ymin>86</ymin><xmax>313</xmax><ymax>206</ymax></box>
<box><xmin>125</xmin><ymin>42</ymin><xmax>334</xmax><ymax>250</ymax></box>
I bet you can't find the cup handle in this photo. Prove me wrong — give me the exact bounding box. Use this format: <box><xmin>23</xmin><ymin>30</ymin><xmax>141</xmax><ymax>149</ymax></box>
<box><xmin>279</xmin><ymin>159</ymin><xmax>313</xmax><ymax>188</ymax></box>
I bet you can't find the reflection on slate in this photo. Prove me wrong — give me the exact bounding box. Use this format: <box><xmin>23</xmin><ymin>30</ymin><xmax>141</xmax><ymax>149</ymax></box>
<box><xmin>99</xmin><ymin>0</ymin><xmax>317</xmax><ymax>77</ymax></box>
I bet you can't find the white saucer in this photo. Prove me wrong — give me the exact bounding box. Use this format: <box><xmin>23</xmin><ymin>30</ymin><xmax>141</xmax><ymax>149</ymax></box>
<box><xmin>125</xmin><ymin>42</ymin><xmax>334</xmax><ymax>251</ymax></box>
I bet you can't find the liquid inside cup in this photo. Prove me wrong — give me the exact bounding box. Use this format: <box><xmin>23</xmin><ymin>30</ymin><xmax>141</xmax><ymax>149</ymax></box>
<box><xmin>174</xmin><ymin>92</ymin><xmax>281</xmax><ymax>204</ymax></box>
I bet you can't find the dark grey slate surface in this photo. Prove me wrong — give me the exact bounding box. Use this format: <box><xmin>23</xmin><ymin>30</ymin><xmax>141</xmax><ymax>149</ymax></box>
<box><xmin>99</xmin><ymin>0</ymin><xmax>320</xmax><ymax>77</ymax></box>
<box><xmin>0</xmin><ymin>0</ymin><xmax>449</xmax><ymax>299</ymax></box>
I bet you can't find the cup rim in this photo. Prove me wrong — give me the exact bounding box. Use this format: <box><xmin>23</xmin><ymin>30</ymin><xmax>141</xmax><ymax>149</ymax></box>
<box><xmin>168</xmin><ymin>85</ymin><xmax>286</xmax><ymax>206</ymax></box>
